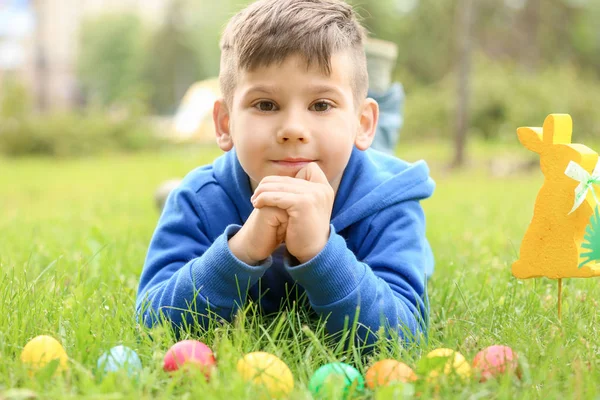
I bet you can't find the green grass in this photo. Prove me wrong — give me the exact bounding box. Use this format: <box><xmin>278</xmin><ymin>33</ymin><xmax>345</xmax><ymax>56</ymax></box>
<box><xmin>1</xmin><ymin>141</ymin><xmax>600</xmax><ymax>399</ymax></box>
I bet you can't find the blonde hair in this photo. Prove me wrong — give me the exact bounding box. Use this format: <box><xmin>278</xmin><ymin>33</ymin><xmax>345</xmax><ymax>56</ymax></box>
<box><xmin>219</xmin><ymin>0</ymin><xmax>368</xmax><ymax>107</ymax></box>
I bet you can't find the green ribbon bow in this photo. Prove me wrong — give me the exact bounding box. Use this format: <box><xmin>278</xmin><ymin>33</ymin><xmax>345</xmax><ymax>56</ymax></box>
<box><xmin>565</xmin><ymin>160</ymin><xmax>600</xmax><ymax>214</ymax></box>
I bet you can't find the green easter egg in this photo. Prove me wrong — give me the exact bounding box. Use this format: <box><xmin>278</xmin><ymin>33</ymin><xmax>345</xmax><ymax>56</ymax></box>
<box><xmin>309</xmin><ymin>362</ymin><xmax>364</xmax><ymax>399</ymax></box>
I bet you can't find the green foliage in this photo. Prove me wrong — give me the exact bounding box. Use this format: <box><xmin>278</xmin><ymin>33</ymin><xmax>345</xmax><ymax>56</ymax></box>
<box><xmin>0</xmin><ymin>109</ymin><xmax>162</xmax><ymax>158</ymax></box>
<box><xmin>183</xmin><ymin>0</ymin><xmax>254</xmax><ymax>80</ymax></box>
<box><xmin>77</xmin><ymin>14</ymin><xmax>150</xmax><ymax>106</ymax></box>
<box><xmin>403</xmin><ymin>54</ymin><xmax>600</xmax><ymax>142</ymax></box>
<box><xmin>351</xmin><ymin>0</ymin><xmax>457</xmax><ymax>85</ymax></box>
<box><xmin>143</xmin><ymin>0</ymin><xmax>203</xmax><ymax>114</ymax></box>
<box><xmin>0</xmin><ymin>78</ymin><xmax>32</xmax><ymax>119</ymax></box>
<box><xmin>350</xmin><ymin>0</ymin><xmax>600</xmax><ymax>86</ymax></box>
<box><xmin>374</xmin><ymin>382</ymin><xmax>415</xmax><ymax>400</ymax></box>
<box><xmin>580</xmin><ymin>206</ymin><xmax>600</xmax><ymax>268</ymax></box>
<box><xmin>0</xmin><ymin>76</ymin><xmax>161</xmax><ymax>157</ymax></box>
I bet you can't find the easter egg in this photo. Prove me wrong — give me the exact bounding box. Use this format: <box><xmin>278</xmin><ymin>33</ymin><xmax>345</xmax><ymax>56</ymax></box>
<box><xmin>472</xmin><ymin>345</ymin><xmax>519</xmax><ymax>382</ymax></box>
<box><xmin>163</xmin><ymin>340</ymin><xmax>216</xmax><ymax>378</ymax></box>
<box><xmin>97</xmin><ymin>345</ymin><xmax>142</xmax><ymax>376</ymax></box>
<box><xmin>236</xmin><ymin>352</ymin><xmax>294</xmax><ymax>398</ymax></box>
<box><xmin>20</xmin><ymin>335</ymin><xmax>69</xmax><ymax>375</ymax></box>
<box><xmin>365</xmin><ymin>359</ymin><xmax>417</xmax><ymax>388</ymax></box>
<box><xmin>425</xmin><ymin>348</ymin><xmax>471</xmax><ymax>382</ymax></box>
<box><xmin>309</xmin><ymin>362</ymin><xmax>364</xmax><ymax>398</ymax></box>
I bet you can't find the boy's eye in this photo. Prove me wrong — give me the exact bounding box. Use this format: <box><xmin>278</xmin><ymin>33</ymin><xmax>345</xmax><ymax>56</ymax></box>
<box><xmin>311</xmin><ymin>102</ymin><xmax>331</xmax><ymax>112</ymax></box>
<box><xmin>256</xmin><ymin>101</ymin><xmax>277</xmax><ymax>111</ymax></box>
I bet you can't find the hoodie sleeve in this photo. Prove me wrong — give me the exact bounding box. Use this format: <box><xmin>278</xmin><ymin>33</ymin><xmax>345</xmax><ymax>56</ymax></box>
<box><xmin>135</xmin><ymin>185</ymin><xmax>271</xmax><ymax>331</ymax></box>
<box><xmin>284</xmin><ymin>200</ymin><xmax>429</xmax><ymax>345</ymax></box>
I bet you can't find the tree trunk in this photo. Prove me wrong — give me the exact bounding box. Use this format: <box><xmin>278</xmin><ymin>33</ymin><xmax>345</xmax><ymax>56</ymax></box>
<box><xmin>451</xmin><ymin>0</ymin><xmax>475</xmax><ymax>168</ymax></box>
<box><xmin>33</xmin><ymin>0</ymin><xmax>48</xmax><ymax>112</ymax></box>
<box><xmin>521</xmin><ymin>0</ymin><xmax>541</xmax><ymax>71</ymax></box>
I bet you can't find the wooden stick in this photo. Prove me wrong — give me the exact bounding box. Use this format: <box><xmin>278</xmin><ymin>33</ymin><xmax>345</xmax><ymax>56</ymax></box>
<box><xmin>558</xmin><ymin>278</ymin><xmax>562</xmax><ymax>321</ymax></box>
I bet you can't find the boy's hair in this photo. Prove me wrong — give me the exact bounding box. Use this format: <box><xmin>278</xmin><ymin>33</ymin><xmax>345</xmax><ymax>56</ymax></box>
<box><xmin>219</xmin><ymin>0</ymin><xmax>368</xmax><ymax>108</ymax></box>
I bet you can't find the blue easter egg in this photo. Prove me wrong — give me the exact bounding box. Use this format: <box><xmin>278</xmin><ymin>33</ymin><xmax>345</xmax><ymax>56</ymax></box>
<box><xmin>97</xmin><ymin>345</ymin><xmax>142</xmax><ymax>376</ymax></box>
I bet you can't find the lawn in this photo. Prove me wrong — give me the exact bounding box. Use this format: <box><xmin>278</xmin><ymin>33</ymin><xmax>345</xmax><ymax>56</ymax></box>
<box><xmin>1</xmin><ymin>140</ymin><xmax>599</xmax><ymax>399</ymax></box>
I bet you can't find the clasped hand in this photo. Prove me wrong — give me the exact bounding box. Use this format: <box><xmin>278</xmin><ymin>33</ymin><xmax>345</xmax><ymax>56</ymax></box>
<box><xmin>228</xmin><ymin>163</ymin><xmax>334</xmax><ymax>265</ymax></box>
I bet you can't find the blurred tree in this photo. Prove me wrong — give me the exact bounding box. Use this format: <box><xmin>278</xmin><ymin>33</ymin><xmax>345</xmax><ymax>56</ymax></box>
<box><xmin>452</xmin><ymin>0</ymin><xmax>475</xmax><ymax>168</ymax></box>
<box><xmin>349</xmin><ymin>0</ymin><xmax>600</xmax><ymax>163</ymax></box>
<box><xmin>350</xmin><ymin>0</ymin><xmax>600</xmax><ymax>85</ymax></box>
<box><xmin>565</xmin><ymin>0</ymin><xmax>600</xmax><ymax>78</ymax></box>
<box><xmin>350</xmin><ymin>0</ymin><xmax>457</xmax><ymax>87</ymax></box>
<box><xmin>77</xmin><ymin>14</ymin><xmax>149</xmax><ymax>107</ymax></box>
<box><xmin>186</xmin><ymin>0</ymin><xmax>248</xmax><ymax>80</ymax></box>
<box><xmin>0</xmin><ymin>77</ymin><xmax>31</xmax><ymax>119</ymax></box>
<box><xmin>144</xmin><ymin>0</ymin><xmax>202</xmax><ymax>114</ymax></box>
<box><xmin>519</xmin><ymin>0</ymin><xmax>541</xmax><ymax>70</ymax></box>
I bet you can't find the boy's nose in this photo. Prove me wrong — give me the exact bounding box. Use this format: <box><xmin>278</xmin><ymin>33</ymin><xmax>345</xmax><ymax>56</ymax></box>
<box><xmin>276</xmin><ymin>114</ymin><xmax>310</xmax><ymax>143</ymax></box>
<box><xmin>277</xmin><ymin>127</ymin><xmax>308</xmax><ymax>143</ymax></box>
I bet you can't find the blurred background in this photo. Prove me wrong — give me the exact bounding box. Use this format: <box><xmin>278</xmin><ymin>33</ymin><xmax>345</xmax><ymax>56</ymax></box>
<box><xmin>0</xmin><ymin>0</ymin><xmax>599</xmax><ymax>168</ymax></box>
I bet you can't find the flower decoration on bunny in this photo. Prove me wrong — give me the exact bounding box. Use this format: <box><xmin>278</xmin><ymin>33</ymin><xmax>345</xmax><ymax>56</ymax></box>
<box><xmin>564</xmin><ymin>159</ymin><xmax>600</xmax><ymax>268</ymax></box>
<box><xmin>580</xmin><ymin>205</ymin><xmax>600</xmax><ymax>269</ymax></box>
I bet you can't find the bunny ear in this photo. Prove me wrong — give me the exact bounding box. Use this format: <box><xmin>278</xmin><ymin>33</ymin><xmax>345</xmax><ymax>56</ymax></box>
<box><xmin>517</xmin><ymin>127</ymin><xmax>544</xmax><ymax>154</ymax></box>
<box><xmin>543</xmin><ymin>114</ymin><xmax>573</xmax><ymax>145</ymax></box>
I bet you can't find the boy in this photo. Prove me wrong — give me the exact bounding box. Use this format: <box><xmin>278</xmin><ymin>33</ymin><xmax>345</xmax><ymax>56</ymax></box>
<box><xmin>136</xmin><ymin>0</ymin><xmax>435</xmax><ymax>346</ymax></box>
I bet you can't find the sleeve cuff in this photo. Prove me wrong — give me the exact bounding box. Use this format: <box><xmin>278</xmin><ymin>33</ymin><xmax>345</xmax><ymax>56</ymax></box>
<box><xmin>190</xmin><ymin>224</ymin><xmax>271</xmax><ymax>302</ymax></box>
<box><xmin>284</xmin><ymin>225</ymin><xmax>366</xmax><ymax>306</ymax></box>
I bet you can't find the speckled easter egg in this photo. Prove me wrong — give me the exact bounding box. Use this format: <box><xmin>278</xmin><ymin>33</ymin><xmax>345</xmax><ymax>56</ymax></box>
<box><xmin>236</xmin><ymin>352</ymin><xmax>294</xmax><ymax>398</ymax></box>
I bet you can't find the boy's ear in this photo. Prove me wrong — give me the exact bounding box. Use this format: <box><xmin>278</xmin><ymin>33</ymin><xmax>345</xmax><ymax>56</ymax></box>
<box><xmin>354</xmin><ymin>98</ymin><xmax>379</xmax><ymax>151</ymax></box>
<box><xmin>213</xmin><ymin>98</ymin><xmax>233</xmax><ymax>151</ymax></box>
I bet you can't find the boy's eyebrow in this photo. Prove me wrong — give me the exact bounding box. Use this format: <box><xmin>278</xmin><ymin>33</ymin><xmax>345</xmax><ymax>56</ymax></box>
<box><xmin>242</xmin><ymin>84</ymin><xmax>344</xmax><ymax>98</ymax></box>
<box><xmin>305</xmin><ymin>84</ymin><xmax>344</xmax><ymax>97</ymax></box>
<box><xmin>243</xmin><ymin>85</ymin><xmax>279</xmax><ymax>96</ymax></box>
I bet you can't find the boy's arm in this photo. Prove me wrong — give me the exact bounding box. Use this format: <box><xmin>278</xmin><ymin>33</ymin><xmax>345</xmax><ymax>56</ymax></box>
<box><xmin>284</xmin><ymin>200</ymin><xmax>429</xmax><ymax>345</ymax></box>
<box><xmin>136</xmin><ymin>185</ymin><xmax>271</xmax><ymax>330</ymax></box>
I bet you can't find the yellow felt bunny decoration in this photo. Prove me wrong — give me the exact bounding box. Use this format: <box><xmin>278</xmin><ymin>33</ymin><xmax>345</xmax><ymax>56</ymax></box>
<box><xmin>513</xmin><ymin>114</ymin><xmax>600</xmax><ymax>279</ymax></box>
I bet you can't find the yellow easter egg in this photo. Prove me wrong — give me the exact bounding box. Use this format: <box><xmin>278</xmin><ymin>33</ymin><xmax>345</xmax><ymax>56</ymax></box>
<box><xmin>236</xmin><ymin>352</ymin><xmax>294</xmax><ymax>398</ymax></box>
<box><xmin>20</xmin><ymin>335</ymin><xmax>69</xmax><ymax>375</ymax></box>
<box><xmin>425</xmin><ymin>348</ymin><xmax>471</xmax><ymax>382</ymax></box>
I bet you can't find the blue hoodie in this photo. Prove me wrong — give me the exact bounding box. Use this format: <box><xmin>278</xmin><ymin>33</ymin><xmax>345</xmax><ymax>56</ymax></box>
<box><xmin>136</xmin><ymin>146</ymin><xmax>435</xmax><ymax>343</ymax></box>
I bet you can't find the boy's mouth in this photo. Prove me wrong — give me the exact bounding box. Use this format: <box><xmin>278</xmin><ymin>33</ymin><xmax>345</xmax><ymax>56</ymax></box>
<box><xmin>272</xmin><ymin>158</ymin><xmax>315</xmax><ymax>168</ymax></box>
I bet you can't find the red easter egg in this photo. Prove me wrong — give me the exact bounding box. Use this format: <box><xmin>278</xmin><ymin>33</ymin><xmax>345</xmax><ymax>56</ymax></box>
<box><xmin>472</xmin><ymin>345</ymin><xmax>519</xmax><ymax>382</ymax></box>
<box><xmin>163</xmin><ymin>340</ymin><xmax>216</xmax><ymax>378</ymax></box>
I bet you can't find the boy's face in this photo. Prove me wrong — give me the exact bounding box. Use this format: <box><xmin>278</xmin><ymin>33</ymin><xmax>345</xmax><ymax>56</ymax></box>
<box><xmin>214</xmin><ymin>51</ymin><xmax>378</xmax><ymax>192</ymax></box>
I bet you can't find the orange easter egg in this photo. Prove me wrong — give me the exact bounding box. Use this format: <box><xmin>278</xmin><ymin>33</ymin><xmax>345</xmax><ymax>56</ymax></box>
<box><xmin>365</xmin><ymin>359</ymin><xmax>417</xmax><ymax>389</ymax></box>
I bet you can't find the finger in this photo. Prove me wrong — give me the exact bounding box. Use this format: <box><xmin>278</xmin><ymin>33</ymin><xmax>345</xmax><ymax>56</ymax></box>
<box><xmin>261</xmin><ymin>206</ymin><xmax>289</xmax><ymax>227</ymax></box>
<box><xmin>257</xmin><ymin>175</ymin><xmax>306</xmax><ymax>186</ymax></box>
<box><xmin>295</xmin><ymin>162</ymin><xmax>329</xmax><ymax>184</ymax></box>
<box><xmin>252</xmin><ymin>192</ymin><xmax>298</xmax><ymax>210</ymax></box>
<box><xmin>251</xmin><ymin>181</ymin><xmax>311</xmax><ymax>201</ymax></box>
